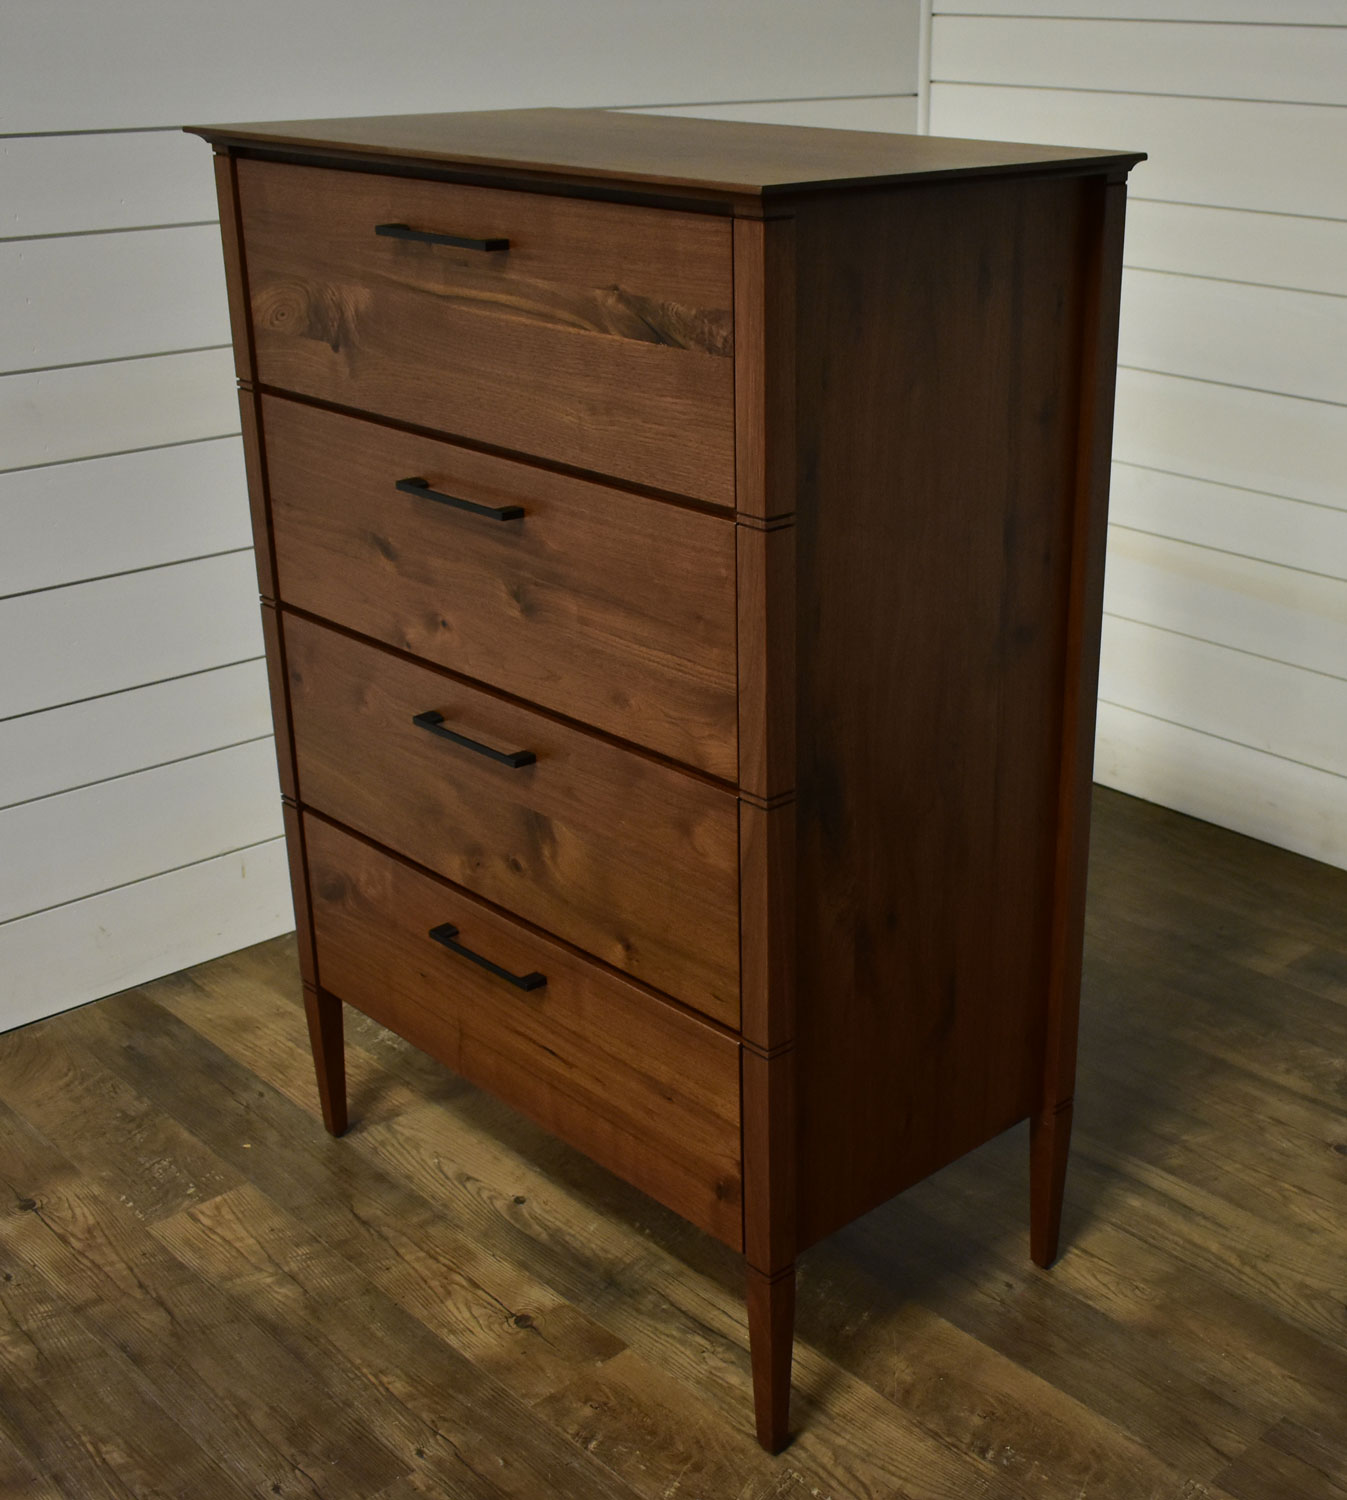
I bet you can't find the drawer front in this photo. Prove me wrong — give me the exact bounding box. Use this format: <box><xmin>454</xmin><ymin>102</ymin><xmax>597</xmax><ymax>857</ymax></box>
<box><xmin>285</xmin><ymin>614</ymin><xmax>740</xmax><ymax>1027</ymax></box>
<box><xmin>236</xmin><ymin>159</ymin><xmax>735</xmax><ymax>506</ymax></box>
<box><xmin>264</xmin><ymin>395</ymin><xmax>738</xmax><ymax>780</ymax></box>
<box><xmin>305</xmin><ymin>815</ymin><xmax>743</xmax><ymax>1247</ymax></box>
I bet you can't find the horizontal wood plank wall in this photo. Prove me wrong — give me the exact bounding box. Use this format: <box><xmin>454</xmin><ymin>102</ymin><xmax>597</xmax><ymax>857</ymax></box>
<box><xmin>0</xmin><ymin>3</ymin><xmax>921</xmax><ymax>1030</ymax></box>
<box><xmin>929</xmin><ymin>5</ymin><xmax>1347</xmax><ymax>872</ymax></box>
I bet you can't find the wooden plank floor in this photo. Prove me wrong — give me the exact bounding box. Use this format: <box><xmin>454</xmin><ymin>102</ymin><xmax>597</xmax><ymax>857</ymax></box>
<box><xmin>2</xmin><ymin>786</ymin><xmax>1346</xmax><ymax>1500</ymax></box>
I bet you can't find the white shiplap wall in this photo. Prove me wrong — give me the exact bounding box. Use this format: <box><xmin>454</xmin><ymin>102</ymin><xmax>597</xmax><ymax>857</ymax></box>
<box><xmin>928</xmin><ymin>3</ymin><xmax>1347</xmax><ymax>871</ymax></box>
<box><xmin>0</xmin><ymin>2</ymin><xmax>920</xmax><ymax>1030</ymax></box>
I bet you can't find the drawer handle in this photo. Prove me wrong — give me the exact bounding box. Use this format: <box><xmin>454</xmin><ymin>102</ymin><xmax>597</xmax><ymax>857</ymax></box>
<box><xmin>396</xmin><ymin>476</ymin><xmax>525</xmax><ymax>523</ymax></box>
<box><xmin>428</xmin><ymin>923</ymin><xmax>547</xmax><ymax>992</ymax></box>
<box><xmin>375</xmin><ymin>222</ymin><xmax>510</xmax><ymax>253</ymax></box>
<box><xmin>412</xmin><ymin>710</ymin><xmax>537</xmax><ymax>769</ymax></box>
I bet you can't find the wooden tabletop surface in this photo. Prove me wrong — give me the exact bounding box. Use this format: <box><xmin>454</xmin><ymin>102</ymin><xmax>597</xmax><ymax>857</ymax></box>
<box><xmin>186</xmin><ymin>106</ymin><xmax>1144</xmax><ymax>198</ymax></box>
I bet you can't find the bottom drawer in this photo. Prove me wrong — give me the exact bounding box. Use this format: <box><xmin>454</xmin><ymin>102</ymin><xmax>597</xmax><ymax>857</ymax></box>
<box><xmin>305</xmin><ymin>815</ymin><xmax>743</xmax><ymax>1247</ymax></box>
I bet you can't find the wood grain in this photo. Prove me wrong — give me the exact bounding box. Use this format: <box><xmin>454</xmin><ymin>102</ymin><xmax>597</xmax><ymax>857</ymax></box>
<box><xmin>739</xmin><ymin>800</ymin><xmax>796</xmax><ymax>1052</ymax></box>
<box><xmin>189</xmin><ymin>107</ymin><xmax>1142</xmax><ymax>200</ymax></box>
<box><xmin>212</xmin><ymin>151</ymin><xmax>254</xmax><ymax>384</ymax></box>
<box><xmin>237</xmin><ymin>387</ymin><xmax>275</xmax><ymax>598</ymax></box>
<box><xmin>284</xmin><ymin>613</ymin><xmax>740</xmax><ymax>1026</ymax></box>
<box><xmin>790</xmin><ymin>173</ymin><xmax>1102</xmax><ymax>1250</ymax></box>
<box><xmin>262</xmin><ymin>393</ymin><xmax>738</xmax><ymax>778</ymax></box>
<box><xmin>304</xmin><ymin>815</ymin><xmax>743</xmax><ymax>1246</ymax></box>
<box><xmin>236</xmin><ymin>158</ymin><xmax>735</xmax><ymax>504</ymax></box>
<box><xmin>736</xmin><ymin>521</ymin><xmax>796</xmax><ymax>802</ymax></box>
<box><xmin>733</xmin><ymin>216</ymin><xmax>796</xmax><ymax>524</ymax></box>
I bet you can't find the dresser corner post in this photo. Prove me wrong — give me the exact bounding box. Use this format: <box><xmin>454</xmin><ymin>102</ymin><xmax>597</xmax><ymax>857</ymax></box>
<box><xmin>736</xmin><ymin>195</ymin><xmax>801</xmax><ymax>1452</ymax></box>
<box><xmin>210</xmin><ymin>148</ymin><xmax>257</xmax><ymax>388</ymax></box>
<box><xmin>1034</xmin><ymin>172</ymin><xmax>1131</xmax><ymax>1268</ymax></box>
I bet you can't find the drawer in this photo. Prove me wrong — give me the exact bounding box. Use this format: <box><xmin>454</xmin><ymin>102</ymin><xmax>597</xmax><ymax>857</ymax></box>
<box><xmin>285</xmin><ymin>614</ymin><xmax>740</xmax><ymax>1027</ymax></box>
<box><xmin>305</xmin><ymin>815</ymin><xmax>743</xmax><ymax>1247</ymax></box>
<box><xmin>263</xmin><ymin>394</ymin><xmax>737</xmax><ymax>780</ymax></box>
<box><xmin>236</xmin><ymin>158</ymin><xmax>735</xmax><ymax>506</ymax></box>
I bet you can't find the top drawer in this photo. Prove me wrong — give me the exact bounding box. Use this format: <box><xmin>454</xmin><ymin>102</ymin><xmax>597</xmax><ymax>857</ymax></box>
<box><xmin>234</xmin><ymin>159</ymin><xmax>735</xmax><ymax>507</ymax></box>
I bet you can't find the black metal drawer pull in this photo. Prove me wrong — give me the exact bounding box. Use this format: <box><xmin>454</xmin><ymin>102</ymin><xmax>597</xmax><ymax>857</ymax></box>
<box><xmin>428</xmin><ymin>923</ymin><xmax>546</xmax><ymax>991</ymax></box>
<box><xmin>412</xmin><ymin>710</ymin><xmax>536</xmax><ymax>769</ymax></box>
<box><xmin>396</xmin><ymin>476</ymin><xmax>525</xmax><ymax>523</ymax></box>
<box><xmin>375</xmin><ymin>222</ymin><xmax>510</xmax><ymax>253</ymax></box>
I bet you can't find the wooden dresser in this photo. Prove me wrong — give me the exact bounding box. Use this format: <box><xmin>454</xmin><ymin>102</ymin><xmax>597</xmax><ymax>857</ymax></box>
<box><xmin>189</xmin><ymin>108</ymin><xmax>1143</xmax><ymax>1451</ymax></box>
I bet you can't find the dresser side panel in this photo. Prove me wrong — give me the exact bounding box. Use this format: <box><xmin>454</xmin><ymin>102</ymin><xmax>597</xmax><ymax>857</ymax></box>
<box><xmin>791</xmin><ymin>173</ymin><xmax>1114</xmax><ymax>1248</ymax></box>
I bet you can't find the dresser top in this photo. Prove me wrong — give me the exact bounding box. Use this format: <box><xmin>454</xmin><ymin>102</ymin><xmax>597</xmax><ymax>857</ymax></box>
<box><xmin>186</xmin><ymin>107</ymin><xmax>1143</xmax><ymax>201</ymax></box>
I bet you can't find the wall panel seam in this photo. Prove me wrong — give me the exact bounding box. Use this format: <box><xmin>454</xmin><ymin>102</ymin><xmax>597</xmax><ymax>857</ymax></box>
<box><xmin>1128</xmin><ymin>195</ymin><xmax>1347</xmax><ymax>226</ymax></box>
<box><xmin>1115</xmin><ymin>459</ymin><xmax>1347</xmax><ymax>512</ymax></box>
<box><xmin>0</xmin><ymin>656</ymin><xmax>266</xmax><ymax>727</ymax></box>
<box><xmin>929</xmin><ymin>79</ymin><xmax>1347</xmax><ymax>108</ymax></box>
<box><xmin>0</xmin><ymin>834</ymin><xmax>288</xmax><ymax>930</ymax></box>
<box><xmin>2</xmin><ymin>343</ymin><xmax>232</xmax><ymax>380</ymax></box>
<box><xmin>0</xmin><ymin>733</ymin><xmax>275</xmax><ymax>816</ymax></box>
<box><xmin>1103</xmin><ymin>609</ymin><xmax>1347</xmax><ymax>684</ymax></box>
<box><xmin>0</xmin><ymin>431</ymin><xmax>242</xmax><ymax>478</ymax></box>
<box><xmin>0</xmin><ymin>126</ymin><xmax>184</xmax><ymax>139</ymax></box>
<box><xmin>1117</xmin><ymin>364</ymin><xmax>1347</xmax><ymax>409</ymax></box>
<box><xmin>1097</xmin><ymin>699</ymin><xmax>1347</xmax><ymax>782</ymax></box>
<box><xmin>1107</xmin><ymin>520</ymin><xmax>1347</xmax><ymax>583</ymax></box>
<box><xmin>613</xmin><ymin>90</ymin><xmax>919</xmax><ymax>110</ymax></box>
<box><xmin>1122</xmin><ymin>264</ymin><xmax>1347</xmax><ymax>300</ymax></box>
<box><xmin>1</xmin><ymin>221</ymin><xmax>218</xmax><ymax>245</ymax></box>
<box><xmin>0</xmin><ymin>546</ymin><xmax>256</xmax><ymax>605</ymax></box>
<box><xmin>933</xmin><ymin>13</ymin><xmax>1347</xmax><ymax>26</ymax></box>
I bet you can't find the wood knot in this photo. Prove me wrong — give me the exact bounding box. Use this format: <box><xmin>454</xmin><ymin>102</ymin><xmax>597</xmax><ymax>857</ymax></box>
<box><xmin>253</xmin><ymin>277</ymin><xmax>370</xmax><ymax>354</ymax></box>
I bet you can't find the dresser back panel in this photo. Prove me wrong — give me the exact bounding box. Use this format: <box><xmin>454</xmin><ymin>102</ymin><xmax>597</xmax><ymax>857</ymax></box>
<box><xmin>262</xmin><ymin>394</ymin><xmax>739</xmax><ymax>779</ymax></box>
<box><xmin>306</xmin><ymin>815</ymin><xmax>743</xmax><ymax>1247</ymax></box>
<box><xmin>284</xmin><ymin>614</ymin><xmax>741</xmax><ymax>1027</ymax></box>
<box><xmin>235</xmin><ymin>158</ymin><xmax>736</xmax><ymax>505</ymax></box>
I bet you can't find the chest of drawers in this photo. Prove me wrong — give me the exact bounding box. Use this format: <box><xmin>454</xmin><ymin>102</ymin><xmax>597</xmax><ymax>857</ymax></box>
<box><xmin>190</xmin><ymin>108</ymin><xmax>1142</xmax><ymax>1451</ymax></box>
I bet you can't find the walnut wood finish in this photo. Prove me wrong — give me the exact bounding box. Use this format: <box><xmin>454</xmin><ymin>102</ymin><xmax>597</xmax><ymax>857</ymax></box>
<box><xmin>198</xmin><ymin>110</ymin><xmax>1142</xmax><ymax>1456</ymax></box>
<box><xmin>283</xmin><ymin>613</ymin><xmax>740</xmax><ymax>1026</ymax></box>
<box><xmin>261</xmin><ymin>393</ymin><xmax>738</xmax><ymax>779</ymax></box>
<box><xmin>237</xmin><ymin>389</ymin><xmax>276</xmax><ymax>600</ymax></box>
<box><xmin>305</xmin><ymin>815</ymin><xmax>743</xmax><ymax>1246</ymax></box>
<box><xmin>732</xmin><ymin>217</ymin><xmax>795</xmax><ymax>525</ymax></box>
<box><xmin>210</xmin><ymin>152</ymin><xmax>253</xmax><ymax>384</ymax></box>
<box><xmin>738</xmin><ymin>802</ymin><xmax>795</xmax><ymax>1054</ymax></box>
<box><xmin>234</xmin><ymin>158</ymin><xmax>735</xmax><ymax>504</ymax></box>
<box><xmin>735</xmin><ymin>522</ymin><xmax>795</xmax><ymax>804</ymax></box>
<box><xmin>301</xmin><ymin>982</ymin><xmax>346</xmax><ymax>1138</ymax></box>
<box><xmin>745</xmin><ymin>1267</ymin><xmax>795</xmax><ymax>1455</ymax></box>
<box><xmin>190</xmin><ymin>107</ymin><xmax>1143</xmax><ymax>203</ymax></box>
<box><xmin>1034</xmin><ymin>179</ymin><xmax>1129</xmax><ymax>1270</ymax></box>
<box><xmin>789</xmin><ymin>173</ymin><xmax>1115</xmax><ymax>1251</ymax></box>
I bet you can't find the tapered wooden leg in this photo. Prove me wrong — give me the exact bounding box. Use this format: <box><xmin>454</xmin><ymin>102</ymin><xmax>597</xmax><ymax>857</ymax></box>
<box><xmin>746</xmin><ymin>1263</ymin><xmax>795</xmax><ymax>1453</ymax></box>
<box><xmin>1030</xmin><ymin>1097</ymin><xmax>1073</xmax><ymax>1268</ymax></box>
<box><xmin>303</xmin><ymin>983</ymin><xmax>347</xmax><ymax>1136</ymax></box>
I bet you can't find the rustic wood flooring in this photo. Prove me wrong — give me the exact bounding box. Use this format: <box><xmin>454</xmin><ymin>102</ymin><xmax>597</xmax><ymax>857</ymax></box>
<box><xmin>2</xmin><ymin>786</ymin><xmax>1345</xmax><ymax>1499</ymax></box>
